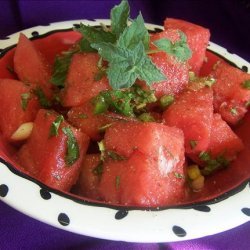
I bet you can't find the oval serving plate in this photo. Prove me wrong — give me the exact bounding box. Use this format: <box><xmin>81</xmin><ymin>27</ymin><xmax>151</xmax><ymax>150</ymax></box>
<box><xmin>0</xmin><ymin>20</ymin><xmax>250</xmax><ymax>243</ymax></box>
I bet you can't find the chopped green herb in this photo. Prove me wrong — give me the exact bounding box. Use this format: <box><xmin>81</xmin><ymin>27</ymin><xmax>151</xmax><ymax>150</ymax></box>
<box><xmin>107</xmin><ymin>150</ymin><xmax>126</xmax><ymax>161</ymax></box>
<box><xmin>51</xmin><ymin>48</ymin><xmax>77</xmax><ymax>87</ymax></box>
<box><xmin>115</xmin><ymin>175</ymin><xmax>121</xmax><ymax>189</ymax></box>
<box><xmin>93</xmin><ymin>85</ymin><xmax>157</xmax><ymax>117</ymax></box>
<box><xmin>6</xmin><ymin>64</ymin><xmax>15</xmax><ymax>75</ymax></box>
<box><xmin>49</xmin><ymin>115</ymin><xmax>64</xmax><ymax>137</ymax></box>
<box><xmin>242</xmin><ymin>79</ymin><xmax>250</xmax><ymax>89</ymax></box>
<box><xmin>153</xmin><ymin>31</ymin><xmax>192</xmax><ymax>62</ymax></box>
<box><xmin>230</xmin><ymin>107</ymin><xmax>238</xmax><ymax>116</ymax></box>
<box><xmin>33</xmin><ymin>87</ymin><xmax>51</xmax><ymax>108</ymax></box>
<box><xmin>199</xmin><ymin>151</ymin><xmax>211</xmax><ymax>162</ymax></box>
<box><xmin>160</xmin><ymin>95</ymin><xmax>174</xmax><ymax>109</ymax></box>
<box><xmin>199</xmin><ymin>151</ymin><xmax>230</xmax><ymax>175</ymax></box>
<box><xmin>204</xmin><ymin>77</ymin><xmax>216</xmax><ymax>87</ymax></box>
<box><xmin>188</xmin><ymin>71</ymin><xmax>196</xmax><ymax>81</ymax></box>
<box><xmin>92</xmin><ymin>162</ymin><xmax>104</xmax><ymax>177</ymax></box>
<box><xmin>21</xmin><ymin>93</ymin><xmax>31</xmax><ymax>111</ymax></box>
<box><xmin>174</xmin><ymin>172</ymin><xmax>185</xmax><ymax>179</ymax></box>
<box><xmin>189</xmin><ymin>140</ymin><xmax>197</xmax><ymax>149</ymax></box>
<box><xmin>94</xmin><ymin>95</ymin><xmax>109</xmax><ymax>114</ymax></box>
<box><xmin>138</xmin><ymin>113</ymin><xmax>155</xmax><ymax>122</ymax></box>
<box><xmin>62</xmin><ymin>127</ymin><xmax>80</xmax><ymax>165</ymax></box>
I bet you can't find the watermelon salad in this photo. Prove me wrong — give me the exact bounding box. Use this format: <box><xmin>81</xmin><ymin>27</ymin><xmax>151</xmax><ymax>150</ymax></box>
<box><xmin>0</xmin><ymin>0</ymin><xmax>249</xmax><ymax>208</ymax></box>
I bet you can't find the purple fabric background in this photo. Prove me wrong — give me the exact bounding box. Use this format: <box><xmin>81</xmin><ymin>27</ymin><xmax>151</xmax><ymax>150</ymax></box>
<box><xmin>0</xmin><ymin>0</ymin><xmax>250</xmax><ymax>249</ymax></box>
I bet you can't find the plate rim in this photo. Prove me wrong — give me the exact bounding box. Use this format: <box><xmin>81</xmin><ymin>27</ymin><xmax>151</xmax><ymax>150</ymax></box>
<box><xmin>0</xmin><ymin>20</ymin><xmax>250</xmax><ymax>243</ymax></box>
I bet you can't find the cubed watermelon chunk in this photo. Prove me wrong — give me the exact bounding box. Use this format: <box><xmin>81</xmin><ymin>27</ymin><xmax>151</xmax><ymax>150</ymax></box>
<box><xmin>146</xmin><ymin>30</ymin><xmax>189</xmax><ymax>98</ymax></box>
<box><xmin>14</xmin><ymin>33</ymin><xmax>53</xmax><ymax>98</ymax></box>
<box><xmin>67</xmin><ymin>101</ymin><xmax>110</xmax><ymax>141</ymax></box>
<box><xmin>104</xmin><ymin>121</ymin><xmax>185</xmax><ymax>161</ymax></box>
<box><xmin>61</xmin><ymin>53</ymin><xmax>110</xmax><ymax>107</ymax></box>
<box><xmin>0</xmin><ymin>79</ymin><xmax>40</xmax><ymax>140</ymax></box>
<box><xmin>211</xmin><ymin>60</ymin><xmax>250</xmax><ymax>125</ymax></box>
<box><xmin>18</xmin><ymin>109</ymin><xmax>90</xmax><ymax>191</ymax></box>
<box><xmin>76</xmin><ymin>154</ymin><xmax>101</xmax><ymax>200</ymax></box>
<box><xmin>99</xmin><ymin>150</ymin><xmax>186</xmax><ymax>207</ymax></box>
<box><xmin>164</xmin><ymin>18</ymin><xmax>210</xmax><ymax>75</ymax></box>
<box><xmin>188</xmin><ymin>113</ymin><xmax>244</xmax><ymax>175</ymax></box>
<box><xmin>163</xmin><ymin>84</ymin><xmax>213</xmax><ymax>153</ymax></box>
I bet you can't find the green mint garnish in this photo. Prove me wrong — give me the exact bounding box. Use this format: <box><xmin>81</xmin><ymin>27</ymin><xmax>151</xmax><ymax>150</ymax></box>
<box><xmin>160</xmin><ymin>95</ymin><xmax>174</xmax><ymax>109</ymax></box>
<box><xmin>189</xmin><ymin>140</ymin><xmax>197</xmax><ymax>149</ymax></box>
<box><xmin>51</xmin><ymin>49</ymin><xmax>78</xmax><ymax>88</ymax></box>
<box><xmin>92</xmin><ymin>162</ymin><xmax>104</xmax><ymax>177</ymax></box>
<box><xmin>33</xmin><ymin>87</ymin><xmax>51</xmax><ymax>108</ymax></box>
<box><xmin>21</xmin><ymin>93</ymin><xmax>31</xmax><ymax>111</ymax></box>
<box><xmin>242</xmin><ymin>79</ymin><xmax>250</xmax><ymax>89</ymax></box>
<box><xmin>93</xmin><ymin>85</ymin><xmax>157</xmax><ymax>117</ymax></box>
<box><xmin>230</xmin><ymin>107</ymin><xmax>238</xmax><ymax>116</ymax></box>
<box><xmin>153</xmin><ymin>31</ymin><xmax>192</xmax><ymax>62</ymax></box>
<box><xmin>62</xmin><ymin>127</ymin><xmax>80</xmax><ymax>165</ymax></box>
<box><xmin>49</xmin><ymin>115</ymin><xmax>64</xmax><ymax>137</ymax></box>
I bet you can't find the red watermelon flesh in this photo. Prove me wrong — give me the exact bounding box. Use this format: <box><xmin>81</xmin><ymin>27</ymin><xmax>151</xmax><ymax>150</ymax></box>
<box><xmin>163</xmin><ymin>84</ymin><xmax>213</xmax><ymax>154</ymax></box>
<box><xmin>0</xmin><ymin>79</ymin><xmax>40</xmax><ymax>140</ymax></box>
<box><xmin>76</xmin><ymin>154</ymin><xmax>101</xmax><ymax>200</ymax></box>
<box><xmin>206</xmin><ymin>113</ymin><xmax>244</xmax><ymax>159</ymax></box>
<box><xmin>14</xmin><ymin>33</ymin><xmax>53</xmax><ymax>98</ymax></box>
<box><xmin>164</xmin><ymin>18</ymin><xmax>210</xmax><ymax>75</ymax></box>
<box><xmin>61</xmin><ymin>53</ymin><xmax>110</xmax><ymax>107</ymax></box>
<box><xmin>67</xmin><ymin>101</ymin><xmax>110</xmax><ymax>141</ymax></box>
<box><xmin>146</xmin><ymin>29</ymin><xmax>189</xmax><ymax>98</ymax></box>
<box><xmin>98</xmin><ymin>150</ymin><xmax>186</xmax><ymax>207</ymax></box>
<box><xmin>104</xmin><ymin>121</ymin><xmax>185</xmax><ymax>163</ymax></box>
<box><xmin>211</xmin><ymin>60</ymin><xmax>250</xmax><ymax>125</ymax></box>
<box><xmin>18</xmin><ymin>109</ymin><xmax>90</xmax><ymax>191</ymax></box>
<box><xmin>188</xmin><ymin>113</ymin><xmax>244</xmax><ymax>172</ymax></box>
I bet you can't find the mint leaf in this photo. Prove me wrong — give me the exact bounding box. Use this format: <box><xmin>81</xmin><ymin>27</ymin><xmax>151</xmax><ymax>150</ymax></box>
<box><xmin>76</xmin><ymin>23</ymin><xmax>116</xmax><ymax>51</ymax></box>
<box><xmin>92</xmin><ymin>41</ymin><xmax>165</xmax><ymax>89</ymax></box>
<box><xmin>51</xmin><ymin>49</ymin><xmax>77</xmax><ymax>87</ymax></box>
<box><xmin>111</xmin><ymin>0</ymin><xmax>130</xmax><ymax>38</ymax></box>
<box><xmin>62</xmin><ymin>127</ymin><xmax>80</xmax><ymax>166</ymax></box>
<box><xmin>49</xmin><ymin>115</ymin><xmax>64</xmax><ymax>137</ymax></box>
<box><xmin>33</xmin><ymin>87</ymin><xmax>51</xmax><ymax>108</ymax></box>
<box><xmin>153</xmin><ymin>31</ymin><xmax>192</xmax><ymax>61</ymax></box>
<box><xmin>117</xmin><ymin>13</ymin><xmax>149</xmax><ymax>50</ymax></box>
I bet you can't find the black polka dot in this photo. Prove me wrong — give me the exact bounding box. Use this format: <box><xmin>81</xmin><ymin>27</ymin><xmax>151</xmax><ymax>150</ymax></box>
<box><xmin>242</xmin><ymin>65</ymin><xmax>248</xmax><ymax>72</ymax></box>
<box><xmin>172</xmin><ymin>225</ymin><xmax>187</xmax><ymax>237</ymax></box>
<box><xmin>58</xmin><ymin>213</ymin><xmax>70</xmax><ymax>226</ymax></box>
<box><xmin>73</xmin><ymin>24</ymin><xmax>80</xmax><ymax>29</ymax></box>
<box><xmin>31</xmin><ymin>31</ymin><xmax>39</xmax><ymax>37</ymax></box>
<box><xmin>0</xmin><ymin>49</ymin><xmax>3</xmax><ymax>53</ymax></box>
<box><xmin>115</xmin><ymin>210</ymin><xmax>128</xmax><ymax>220</ymax></box>
<box><xmin>40</xmin><ymin>188</ymin><xmax>51</xmax><ymax>200</ymax></box>
<box><xmin>0</xmin><ymin>184</ymin><xmax>9</xmax><ymax>197</ymax></box>
<box><xmin>241</xmin><ymin>208</ymin><xmax>250</xmax><ymax>217</ymax></box>
<box><xmin>154</xmin><ymin>27</ymin><xmax>164</xmax><ymax>32</ymax></box>
<box><xmin>193</xmin><ymin>205</ymin><xmax>211</xmax><ymax>212</ymax></box>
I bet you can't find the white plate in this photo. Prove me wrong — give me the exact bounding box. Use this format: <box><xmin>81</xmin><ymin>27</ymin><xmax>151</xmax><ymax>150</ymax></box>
<box><xmin>0</xmin><ymin>20</ymin><xmax>250</xmax><ymax>243</ymax></box>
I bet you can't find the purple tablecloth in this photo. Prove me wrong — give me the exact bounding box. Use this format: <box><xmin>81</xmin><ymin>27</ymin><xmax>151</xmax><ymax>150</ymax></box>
<box><xmin>0</xmin><ymin>0</ymin><xmax>250</xmax><ymax>249</ymax></box>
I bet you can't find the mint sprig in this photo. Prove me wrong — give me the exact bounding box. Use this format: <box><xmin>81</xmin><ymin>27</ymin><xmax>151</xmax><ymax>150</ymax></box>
<box><xmin>153</xmin><ymin>31</ymin><xmax>192</xmax><ymax>61</ymax></box>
